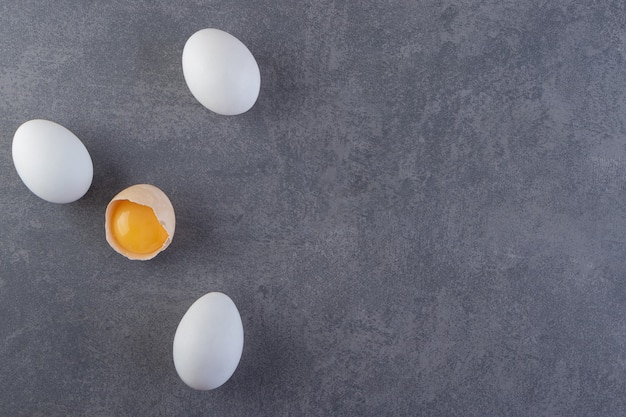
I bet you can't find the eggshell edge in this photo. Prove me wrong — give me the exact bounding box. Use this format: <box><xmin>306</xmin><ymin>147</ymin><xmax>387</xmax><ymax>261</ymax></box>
<box><xmin>105</xmin><ymin>184</ymin><xmax>175</xmax><ymax>260</ymax></box>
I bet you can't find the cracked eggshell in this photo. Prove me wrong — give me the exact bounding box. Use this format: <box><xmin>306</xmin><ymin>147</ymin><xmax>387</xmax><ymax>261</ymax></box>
<box><xmin>105</xmin><ymin>184</ymin><xmax>175</xmax><ymax>260</ymax></box>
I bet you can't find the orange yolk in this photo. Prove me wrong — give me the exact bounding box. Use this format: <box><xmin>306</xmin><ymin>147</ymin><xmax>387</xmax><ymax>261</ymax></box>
<box><xmin>110</xmin><ymin>200</ymin><xmax>168</xmax><ymax>254</ymax></box>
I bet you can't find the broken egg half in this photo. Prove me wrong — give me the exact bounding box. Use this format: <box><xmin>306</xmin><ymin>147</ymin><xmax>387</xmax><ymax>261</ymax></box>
<box><xmin>105</xmin><ymin>184</ymin><xmax>175</xmax><ymax>260</ymax></box>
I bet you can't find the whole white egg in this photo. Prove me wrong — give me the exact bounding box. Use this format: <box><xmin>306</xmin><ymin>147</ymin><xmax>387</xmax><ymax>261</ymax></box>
<box><xmin>12</xmin><ymin>119</ymin><xmax>93</xmax><ymax>204</ymax></box>
<box><xmin>182</xmin><ymin>28</ymin><xmax>261</xmax><ymax>116</ymax></box>
<box><xmin>173</xmin><ymin>292</ymin><xmax>244</xmax><ymax>390</ymax></box>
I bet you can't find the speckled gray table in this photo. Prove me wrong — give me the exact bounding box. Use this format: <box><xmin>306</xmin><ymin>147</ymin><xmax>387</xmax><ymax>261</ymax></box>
<box><xmin>1</xmin><ymin>1</ymin><xmax>626</xmax><ymax>416</ymax></box>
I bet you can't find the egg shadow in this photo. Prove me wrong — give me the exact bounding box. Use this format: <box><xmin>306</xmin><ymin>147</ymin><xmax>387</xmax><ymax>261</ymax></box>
<box><xmin>124</xmin><ymin>298</ymin><xmax>183</xmax><ymax>387</ymax></box>
<box><xmin>69</xmin><ymin>124</ymin><xmax>134</xmax><ymax>211</ymax></box>
<box><xmin>219</xmin><ymin>295</ymin><xmax>315</xmax><ymax>405</ymax></box>
<box><xmin>152</xmin><ymin>187</ymin><xmax>219</xmax><ymax>265</ymax></box>
<box><xmin>54</xmin><ymin>124</ymin><xmax>136</xmax><ymax>257</ymax></box>
<box><xmin>64</xmin><ymin>123</ymin><xmax>225</xmax><ymax>265</ymax></box>
<box><xmin>253</xmin><ymin>50</ymin><xmax>307</xmax><ymax>122</ymax></box>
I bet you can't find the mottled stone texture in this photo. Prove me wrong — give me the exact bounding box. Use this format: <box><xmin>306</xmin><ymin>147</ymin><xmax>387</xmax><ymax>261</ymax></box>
<box><xmin>0</xmin><ymin>1</ymin><xmax>625</xmax><ymax>416</ymax></box>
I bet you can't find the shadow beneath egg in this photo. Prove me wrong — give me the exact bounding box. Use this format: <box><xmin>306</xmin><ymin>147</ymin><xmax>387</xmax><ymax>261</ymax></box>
<box><xmin>220</xmin><ymin>299</ymin><xmax>314</xmax><ymax>405</ymax></box>
<box><xmin>70</xmin><ymin>125</ymin><xmax>134</xmax><ymax>211</ymax></box>
<box><xmin>154</xmin><ymin>188</ymin><xmax>218</xmax><ymax>265</ymax></box>
<box><xmin>51</xmin><ymin>125</ymin><xmax>137</xmax><ymax>257</ymax></box>
<box><xmin>124</xmin><ymin>300</ymin><xmax>182</xmax><ymax>386</ymax></box>
<box><xmin>253</xmin><ymin>51</ymin><xmax>307</xmax><ymax>121</ymax></box>
<box><xmin>64</xmin><ymin>124</ymin><xmax>221</xmax><ymax>264</ymax></box>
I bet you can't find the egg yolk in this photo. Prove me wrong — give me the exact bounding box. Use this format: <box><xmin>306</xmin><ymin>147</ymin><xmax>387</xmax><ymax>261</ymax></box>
<box><xmin>110</xmin><ymin>200</ymin><xmax>168</xmax><ymax>254</ymax></box>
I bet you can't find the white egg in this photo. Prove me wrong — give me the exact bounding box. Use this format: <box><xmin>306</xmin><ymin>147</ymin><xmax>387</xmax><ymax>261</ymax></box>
<box><xmin>173</xmin><ymin>292</ymin><xmax>244</xmax><ymax>390</ymax></box>
<box><xmin>182</xmin><ymin>28</ymin><xmax>261</xmax><ymax>116</ymax></box>
<box><xmin>12</xmin><ymin>119</ymin><xmax>93</xmax><ymax>204</ymax></box>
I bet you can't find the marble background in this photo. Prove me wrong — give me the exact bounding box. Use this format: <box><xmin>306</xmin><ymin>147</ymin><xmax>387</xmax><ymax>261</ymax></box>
<box><xmin>1</xmin><ymin>1</ymin><xmax>625</xmax><ymax>416</ymax></box>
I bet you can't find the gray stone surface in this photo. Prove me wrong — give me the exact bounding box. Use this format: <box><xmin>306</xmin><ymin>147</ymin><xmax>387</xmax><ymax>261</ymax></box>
<box><xmin>1</xmin><ymin>0</ymin><xmax>625</xmax><ymax>415</ymax></box>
